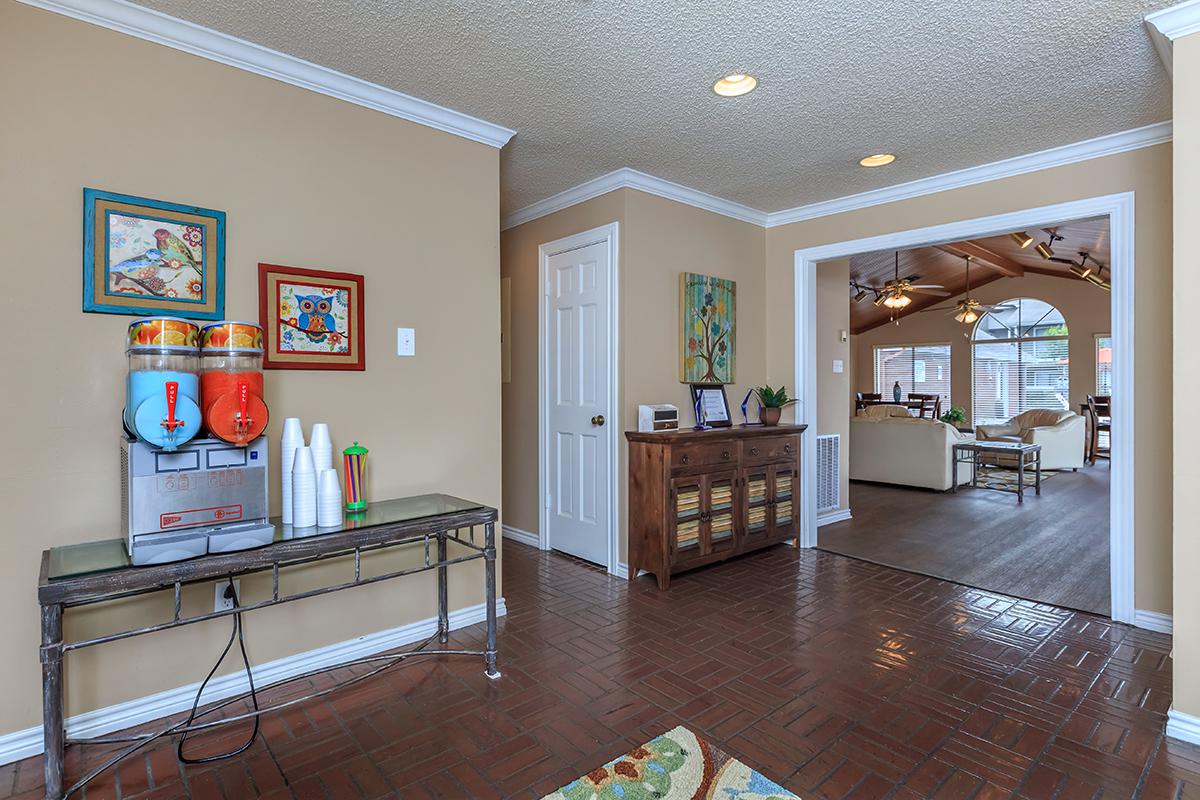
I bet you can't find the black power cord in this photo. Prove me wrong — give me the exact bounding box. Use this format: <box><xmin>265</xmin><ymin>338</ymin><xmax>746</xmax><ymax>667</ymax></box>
<box><xmin>177</xmin><ymin>576</ymin><xmax>261</xmax><ymax>764</ymax></box>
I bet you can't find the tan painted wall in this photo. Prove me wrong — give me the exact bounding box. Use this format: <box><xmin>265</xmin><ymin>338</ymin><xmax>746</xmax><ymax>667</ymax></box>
<box><xmin>498</xmin><ymin>190</ymin><xmax>767</xmax><ymax>558</ymax></box>
<box><xmin>852</xmin><ymin>272</ymin><xmax>1112</xmax><ymax>425</ymax></box>
<box><xmin>0</xmin><ymin>2</ymin><xmax>501</xmax><ymax>734</ymax></box>
<box><xmin>815</xmin><ymin>260</ymin><xmax>851</xmax><ymax>513</ymax></box>
<box><xmin>766</xmin><ymin>144</ymin><xmax>1173</xmax><ymax>614</ymax></box>
<box><xmin>1172</xmin><ymin>33</ymin><xmax>1200</xmax><ymax>718</ymax></box>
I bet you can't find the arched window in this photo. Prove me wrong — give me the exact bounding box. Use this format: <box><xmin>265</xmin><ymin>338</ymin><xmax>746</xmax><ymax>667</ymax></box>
<box><xmin>971</xmin><ymin>298</ymin><xmax>1069</xmax><ymax>425</ymax></box>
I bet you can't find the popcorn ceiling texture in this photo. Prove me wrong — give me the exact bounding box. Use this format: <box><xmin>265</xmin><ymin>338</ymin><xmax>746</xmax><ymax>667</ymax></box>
<box><xmin>138</xmin><ymin>0</ymin><xmax>1172</xmax><ymax>215</ymax></box>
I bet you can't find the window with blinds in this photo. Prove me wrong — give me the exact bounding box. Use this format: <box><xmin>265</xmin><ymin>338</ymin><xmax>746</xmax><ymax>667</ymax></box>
<box><xmin>1096</xmin><ymin>334</ymin><xmax>1112</xmax><ymax>395</ymax></box>
<box><xmin>971</xmin><ymin>298</ymin><xmax>1070</xmax><ymax>426</ymax></box>
<box><xmin>873</xmin><ymin>344</ymin><xmax>951</xmax><ymax>409</ymax></box>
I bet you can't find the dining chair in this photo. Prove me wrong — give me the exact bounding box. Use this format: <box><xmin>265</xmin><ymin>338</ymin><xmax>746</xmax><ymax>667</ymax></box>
<box><xmin>1087</xmin><ymin>394</ymin><xmax>1111</xmax><ymax>464</ymax></box>
<box><xmin>856</xmin><ymin>392</ymin><xmax>882</xmax><ymax>411</ymax></box>
<box><xmin>908</xmin><ymin>393</ymin><xmax>941</xmax><ymax>420</ymax></box>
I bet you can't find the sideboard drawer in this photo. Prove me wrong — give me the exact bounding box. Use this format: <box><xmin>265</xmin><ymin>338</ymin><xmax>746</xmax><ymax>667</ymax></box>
<box><xmin>743</xmin><ymin>436</ymin><xmax>797</xmax><ymax>463</ymax></box>
<box><xmin>672</xmin><ymin>442</ymin><xmax>737</xmax><ymax>469</ymax></box>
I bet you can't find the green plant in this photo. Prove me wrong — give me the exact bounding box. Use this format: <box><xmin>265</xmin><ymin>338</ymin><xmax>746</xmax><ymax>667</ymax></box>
<box><xmin>939</xmin><ymin>406</ymin><xmax>966</xmax><ymax>426</ymax></box>
<box><xmin>754</xmin><ymin>385</ymin><xmax>798</xmax><ymax>409</ymax></box>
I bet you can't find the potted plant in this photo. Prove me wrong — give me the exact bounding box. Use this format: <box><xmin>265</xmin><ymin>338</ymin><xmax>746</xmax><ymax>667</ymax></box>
<box><xmin>754</xmin><ymin>385</ymin><xmax>797</xmax><ymax>426</ymax></box>
<box><xmin>939</xmin><ymin>406</ymin><xmax>967</xmax><ymax>428</ymax></box>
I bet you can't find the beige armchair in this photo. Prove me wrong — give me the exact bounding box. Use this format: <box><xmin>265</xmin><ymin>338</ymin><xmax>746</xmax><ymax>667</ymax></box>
<box><xmin>975</xmin><ymin>409</ymin><xmax>1085</xmax><ymax>470</ymax></box>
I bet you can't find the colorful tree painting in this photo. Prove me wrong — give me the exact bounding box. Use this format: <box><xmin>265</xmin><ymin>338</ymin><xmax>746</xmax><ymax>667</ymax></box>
<box><xmin>680</xmin><ymin>272</ymin><xmax>736</xmax><ymax>384</ymax></box>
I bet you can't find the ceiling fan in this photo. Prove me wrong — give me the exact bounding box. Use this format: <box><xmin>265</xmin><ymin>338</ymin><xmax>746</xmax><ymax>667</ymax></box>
<box><xmin>850</xmin><ymin>252</ymin><xmax>949</xmax><ymax>312</ymax></box>
<box><xmin>920</xmin><ymin>255</ymin><xmax>1015</xmax><ymax>324</ymax></box>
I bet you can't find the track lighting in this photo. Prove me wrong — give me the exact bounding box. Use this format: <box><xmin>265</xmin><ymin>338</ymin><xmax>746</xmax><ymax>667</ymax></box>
<box><xmin>1086</xmin><ymin>274</ymin><xmax>1111</xmax><ymax>291</ymax></box>
<box><xmin>1010</xmin><ymin>231</ymin><xmax>1034</xmax><ymax>249</ymax></box>
<box><xmin>1036</xmin><ymin>230</ymin><xmax>1064</xmax><ymax>260</ymax></box>
<box><xmin>1069</xmin><ymin>263</ymin><xmax>1093</xmax><ymax>279</ymax></box>
<box><xmin>871</xmin><ymin>293</ymin><xmax>886</xmax><ymax>307</ymax></box>
<box><xmin>852</xmin><ymin>287</ymin><xmax>869</xmax><ymax>303</ymax></box>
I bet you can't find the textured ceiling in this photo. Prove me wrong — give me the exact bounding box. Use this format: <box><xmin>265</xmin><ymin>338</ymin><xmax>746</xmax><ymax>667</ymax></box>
<box><xmin>134</xmin><ymin>0</ymin><xmax>1172</xmax><ymax>215</ymax></box>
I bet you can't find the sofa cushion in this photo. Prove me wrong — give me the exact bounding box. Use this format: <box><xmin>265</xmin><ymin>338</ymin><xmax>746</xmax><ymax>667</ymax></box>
<box><xmin>857</xmin><ymin>404</ymin><xmax>911</xmax><ymax>419</ymax></box>
<box><xmin>1014</xmin><ymin>408</ymin><xmax>1074</xmax><ymax>429</ymax></box>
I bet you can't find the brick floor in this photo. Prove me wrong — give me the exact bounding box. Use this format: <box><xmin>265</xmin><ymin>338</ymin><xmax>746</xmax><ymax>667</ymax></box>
<box><xmin>5</xmin><ymin>541</ymin><xmax>1198</xmax><ymax>798</ymax></box>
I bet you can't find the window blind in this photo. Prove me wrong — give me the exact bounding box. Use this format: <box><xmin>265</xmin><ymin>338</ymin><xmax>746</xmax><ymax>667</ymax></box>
<box><xmin>1096</xmin><ymin>335</ymin><xmax>1113</xmax><ymax>396</ymax></box>
<box><xmin>873</xmin><ymin>344</ymin><xmax>951</xmax><ymax>409</ymax></box>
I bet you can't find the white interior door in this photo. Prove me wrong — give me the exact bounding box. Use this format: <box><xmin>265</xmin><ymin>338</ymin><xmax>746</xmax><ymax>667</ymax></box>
<box><xmin>545</xmin><ymin>239</ymin><xmax>611</xmax><ymax>565</ymax></box>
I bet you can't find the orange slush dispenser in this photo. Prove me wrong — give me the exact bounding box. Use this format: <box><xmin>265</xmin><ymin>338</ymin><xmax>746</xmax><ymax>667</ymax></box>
<box><xmin>199</xmin><ymin>321</ymin><xmax>268</xmax><ymax>445</ymax></box>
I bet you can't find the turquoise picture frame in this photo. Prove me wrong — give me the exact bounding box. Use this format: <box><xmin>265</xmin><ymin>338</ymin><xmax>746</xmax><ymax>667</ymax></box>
<box><xmin>83</xmin><ymin>188</ymin><xmax>226</xmax><ymax>320</ymax></box>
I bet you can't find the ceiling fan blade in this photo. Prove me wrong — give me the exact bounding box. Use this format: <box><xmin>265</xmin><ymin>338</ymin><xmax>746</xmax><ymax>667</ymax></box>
<box><xmin>919</xmin><ymin>305</ymin><xmax>957</xmax><ymax>313</ymax></box>
<box><xmin>909</xmin><ymin>284</ymin><xmax>945</xmax><ymax>289</ymax></box>
<box><xmin>908</xmin><ymin>288</ymin><xmax>951</xmax><ymax>297</ymax></box>
<box><xmin>981</xmin><ymin>303</ymin><xmax>1016</xmax><ymax>311</ymax></box>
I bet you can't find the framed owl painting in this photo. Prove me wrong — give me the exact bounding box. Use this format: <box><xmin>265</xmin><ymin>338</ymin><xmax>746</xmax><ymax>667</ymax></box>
<box><xmin>258</xmin><ymin>263</ymin><xmax>365</xmax><ymax>370</ymax></box>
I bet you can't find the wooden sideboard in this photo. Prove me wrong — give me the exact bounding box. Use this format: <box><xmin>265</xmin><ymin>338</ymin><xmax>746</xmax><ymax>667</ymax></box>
<box><xmin>625</xmin><ymin>424</ymin><xmax>806</xmax><ymax>589</ymax></box>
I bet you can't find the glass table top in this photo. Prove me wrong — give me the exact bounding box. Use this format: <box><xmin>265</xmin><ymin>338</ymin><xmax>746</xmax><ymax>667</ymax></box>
<box><xmin>46</xmin><ymin>494</ymin><xmax>488</xmax><ymax>581</ymax></box>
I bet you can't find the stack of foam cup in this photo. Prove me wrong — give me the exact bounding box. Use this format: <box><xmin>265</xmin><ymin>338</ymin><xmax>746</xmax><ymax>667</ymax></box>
<box><xmin>280</xmin><ymin>418</ymin><xmax>304</xmax><ymax>525</ymax></box>
<box><xmin>310</xmin><ymin>423</ymin><xmax>332</xmax><ymax>471</ymax></box>
<box><xmin>317</xmin><ymin>468</ymin><xmax>343</xmax><ymax>528</ymax></box>
<box><xmin>291</xmin><ymin>445</ymin><xmax>317</xmax><ymax>528</ymax></box>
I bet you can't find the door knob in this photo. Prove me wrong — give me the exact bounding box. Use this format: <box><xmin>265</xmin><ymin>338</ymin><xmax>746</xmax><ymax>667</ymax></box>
<box><xmin>591</xmin><ymin>414</ymin><xmax>606</xmax><ymax>426</ymax></box>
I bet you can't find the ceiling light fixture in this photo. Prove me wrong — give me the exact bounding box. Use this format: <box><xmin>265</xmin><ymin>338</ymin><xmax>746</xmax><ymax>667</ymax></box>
<box><xmin>852</xmin><ymin>287</ymin><xmax>869</xmax><ymax>303</ymax></box>
<box><xmin>1036</xmin><ymin>230</ymin><xmax>1064</xmax><ymax>260</ymax></box>
<box><xmin>859</xmin><ymin>153</ymin><xmax>896</xmax><ymax>168</ymax></box>
<box><xmin>1069</xmin><ymin>263</ymin><xmax>1094</xmax><ymax>279</ymax></box>
<box><xmin>882</xmin><ymin>291</ymin><xmax>912</xmax><ymax>309</ymax></box>
<box><xmin>1010</xmin><ymin>231</ymin><xmax>1034</xmax><ymax>249</ymax></box>
<box><xmin>872</xmin><ymin>293</ymin><xmax>887</xmax><ymax>307</ymax></box>
<box><xmin>713</xmin><ymin>74</ymin><xmax>757</xmax><ymax>97</ymax></box>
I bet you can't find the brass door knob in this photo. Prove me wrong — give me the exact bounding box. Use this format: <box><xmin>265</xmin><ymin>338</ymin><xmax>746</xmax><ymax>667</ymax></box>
<box><xmin>591</xmin><ymin>414</ymin><xmax>606</xmax><ymax>426</ymax></box>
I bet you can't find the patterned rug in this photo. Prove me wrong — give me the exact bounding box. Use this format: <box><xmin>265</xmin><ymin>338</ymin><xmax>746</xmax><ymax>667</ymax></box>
<box><xmin>977</xmin><ymin>466</ymin><xmax>1058</xmax><ymax>487</ymax></box>
<box><xmin>541</xmin><ymin>726</ymin><xmax>800</xmax><ymax>800</ymax></box>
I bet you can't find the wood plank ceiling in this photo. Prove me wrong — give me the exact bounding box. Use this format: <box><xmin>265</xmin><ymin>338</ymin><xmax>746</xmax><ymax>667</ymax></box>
<box><xmin>846</xmin><ymin>216</ymin><xmax>1111</xmax><ymax>334</ymax></box>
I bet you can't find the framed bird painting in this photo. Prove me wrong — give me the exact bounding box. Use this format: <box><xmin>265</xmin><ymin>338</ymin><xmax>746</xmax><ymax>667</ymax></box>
<box><xmin>83</xmin><ymin>188</ymin><xmax>225</xmax><ymax>319</ymax></box>
<box><xmin>258</xmin><ymin>263</ymin><xmax>365</xmax><ymax>370</ymax></box>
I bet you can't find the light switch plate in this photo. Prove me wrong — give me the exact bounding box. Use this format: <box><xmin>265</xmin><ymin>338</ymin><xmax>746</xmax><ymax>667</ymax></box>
<box><xmin>397</xmin><ymin>327</ymin><xmax>415</xmax><ymax>356</ymax></box>
<box><xmin>832</xmin><ymin>359</ymin><xmax>844</xmax><ymax>374</ymax></box>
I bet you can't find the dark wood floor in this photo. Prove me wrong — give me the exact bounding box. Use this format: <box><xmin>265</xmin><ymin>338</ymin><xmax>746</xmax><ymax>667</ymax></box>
<box><xmin>820</xmin><ymin>461</ymin><xmax>1111</xmax><ymax>615</ymax></box>
<box><xmin>4</xmin><ymin>537</ymin><xmax>1197</xmax><ymax>799</ymax></box>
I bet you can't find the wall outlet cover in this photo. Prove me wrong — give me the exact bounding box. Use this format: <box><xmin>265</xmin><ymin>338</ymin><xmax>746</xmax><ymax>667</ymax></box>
<box><xmin>214</xmin><ymin>579</ymin><xmax>241</xmax><ymax>613</ymax></box>
<box><xmin>397</xmin><ymin>327</ymin><xmax>415</xmax><ymax>356</ymax></box>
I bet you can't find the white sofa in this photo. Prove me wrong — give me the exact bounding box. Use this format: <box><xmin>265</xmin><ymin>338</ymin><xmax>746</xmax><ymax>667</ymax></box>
<box><xmin>850</xmin><ymin>405</ymin><xmax>974</xmax><ymax>491</ymax></box>
<box><xmin>975</xmin><ymin>409</ymin><xmax>1085</xmax><ymax>471</ymax></box>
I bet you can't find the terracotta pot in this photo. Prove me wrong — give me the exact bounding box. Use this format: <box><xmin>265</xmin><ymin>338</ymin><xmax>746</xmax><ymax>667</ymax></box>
<box><xmin>759</xmin><ymin>406</ymin><xmax>782</xmax><ymax>426</ymax></box>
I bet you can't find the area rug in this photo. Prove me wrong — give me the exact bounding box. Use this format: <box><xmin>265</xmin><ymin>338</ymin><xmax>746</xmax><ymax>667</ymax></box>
<box><xmin>541</xmin><ymin>725</ymin><xmax>799</xmax><ymax>800</ymax></box>
<box><xmin>977</xmin><ymin>466</ymin><xmax>1058</xmax><ymax>487</ymax></box>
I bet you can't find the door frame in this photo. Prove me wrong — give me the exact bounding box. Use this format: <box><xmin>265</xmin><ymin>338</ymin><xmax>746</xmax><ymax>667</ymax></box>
<box><xmin>537</xmin><ymin>222</ymin><xmax>621</xmax><ymax>575</ymax></box>
<box><xmin>792</xmin><ymin>192</ymin><xmax>1136</xmax><ymax>624</ymax></box>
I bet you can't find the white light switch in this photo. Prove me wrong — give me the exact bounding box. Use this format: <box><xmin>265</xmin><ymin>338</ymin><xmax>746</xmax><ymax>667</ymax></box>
<box><xmin>832</xmin><ymin>359</ymin><xmax>844</xmax><ymax>374</ymax></box>
<box><xmin>397</xmin><ymin>327</ymin><xmax>415</xmax><ymax>356</ymax></box>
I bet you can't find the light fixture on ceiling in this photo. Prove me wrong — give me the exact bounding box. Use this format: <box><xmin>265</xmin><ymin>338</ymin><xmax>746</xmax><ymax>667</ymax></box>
<box><xmin>713</xmin><ymin>74</ymin><xmax>757</xmax><ymax>97</ymax></box>
<box><xmin>1086</xmin><ymin>274</ymin><xmax>1111</xmax><ymax>291</ymax></box>
<box><xmin>882</xmin><ymin>291</ymin><xmax>912</xmax><ymax>309</ymax></box>
<box><xmin>1035</xmin><ymin>230</ymin><xmax>1064</xmax><ymax>260</ymax></box>
<box><xmin>1069</xmin><ymin>263</ymin><xmax>1094</xmax><ymax>279</ymax></box>
<box><xmin>919</xmin><ymin>255</ymin><xmax>1015</xmax><ymax>326</ymax></box>
<box><xmin>859</xmin><ymin>153</ymin><xmax>896</xmax><ymax>168</ymax></box>
<box><xmin>1010</xmin><ymin>231</ymin><xmax>1034</xmax><ymax>249</ymax></box>
<box><xmin>871</xmin><ymin>292</ymin><xmax>887</xmax><ymax>307</ymax></box>
<box><xmin>851</xmin><ymin>286</ymin><xmax>869</xmax><ymax>303</ymax></box>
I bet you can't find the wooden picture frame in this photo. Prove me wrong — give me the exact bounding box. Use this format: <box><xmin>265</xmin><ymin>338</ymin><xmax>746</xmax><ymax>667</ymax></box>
<box><xmin>83</xmin><ymin>188</ymin><xmax>225</xmax><ymax>319</ymax></box>
<box><xmin>258</xmin><ymin>263</ymin><xmax>365</xmax><ymax>371</ymax></box>
<box><xmin>690</xmin><ymin>384</ymin><xmax>732</xmax><ymax>428</ymax></box>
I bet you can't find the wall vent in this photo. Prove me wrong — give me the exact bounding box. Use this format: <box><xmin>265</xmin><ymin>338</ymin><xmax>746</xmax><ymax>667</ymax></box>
<box><xmin>815</xmin><ymin>434</ymin><xmax>840</xmax><ymax>514</ymax></box>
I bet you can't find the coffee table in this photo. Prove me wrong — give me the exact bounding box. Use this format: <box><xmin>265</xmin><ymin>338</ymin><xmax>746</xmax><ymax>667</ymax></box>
<box><xmin>952</xmin><ymin>441</ymin><xmax>1042</xmax><ymax>503</ymax></box>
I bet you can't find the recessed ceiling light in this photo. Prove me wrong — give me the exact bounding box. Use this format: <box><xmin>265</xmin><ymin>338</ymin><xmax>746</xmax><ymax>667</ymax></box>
<box><xmin>713</xmin><ymin>74</ymin><xmax>757</xmax><ymax>97</ymax></box>
<box><xmin>859</xmin><ymin>153</ymin><xmax>896</xmax><ymax>168</ymax></box>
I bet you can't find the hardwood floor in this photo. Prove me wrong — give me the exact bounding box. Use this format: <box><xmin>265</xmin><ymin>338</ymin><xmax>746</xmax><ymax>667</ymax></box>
<box><xmin>4</xmin><ymin>535</ymin><xmax>1196</xmax><ymax>799</ymax></box>
<box><xmin>820</xmin><ymin>461</ymin><xmax>1111</xmax><ymax>615</ymax></box>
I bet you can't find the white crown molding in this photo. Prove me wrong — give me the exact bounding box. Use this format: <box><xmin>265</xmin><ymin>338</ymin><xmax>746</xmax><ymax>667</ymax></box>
<box><xmin>1133</xmin><ymin>608</ymin><xmax>1174</xmax><ymax>634</ymax></box>
<box><xmin>15</xmin><ymin>0</ymin><xmax>515</xmax><ymax>148</ymax></box>
<box><xmin>502</xmin><ymin>524</ymin><xmax>540</xmax><ymax>548</ymax></box>
<box><xmin>764</xmin><ymin>121</ymin><xmax>1173</xmax><ymax>227</ymax></box>
<box><xmin>1146</xmin><ymin>0</ymin><xmax>1200</xmax><ymax>40</ymax></box>
<box><xmin>501</xmin><ymin>167</ymin><xmax>768</xmax><ymax>230</ymax></box>
<box><xmin>1167</xmin><ymin>708</ymin><xmax>1200</xmax><ymax>746</ymax></box>
<box><xmin>0</xmin><ymin>598</ymin><xmax>506</xmax><ymax>765</ymax></box>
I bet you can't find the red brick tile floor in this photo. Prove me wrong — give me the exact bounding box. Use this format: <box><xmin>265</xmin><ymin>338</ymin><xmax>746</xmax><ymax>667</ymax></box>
<box><xmin>4</xmin><ymin>541</ymin><xmax>1199</xmax><ymax>799</ymax></box>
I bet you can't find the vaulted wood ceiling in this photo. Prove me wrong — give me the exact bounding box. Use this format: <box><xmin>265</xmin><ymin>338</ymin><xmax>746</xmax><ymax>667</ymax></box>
<box><xmin>846</xmin><ymin>216</ymin><xmax>1111</xmax><ymax>333</ymax></box>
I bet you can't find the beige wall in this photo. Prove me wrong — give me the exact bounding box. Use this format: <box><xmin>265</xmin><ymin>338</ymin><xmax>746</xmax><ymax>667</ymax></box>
<box><xmin>815</xmin><ymin>260</ymin><xmax>851</xmax><ymax>513</ymax></box>
<box><xmin>499</xmin><ymin>190</ymin><xmax>767</xmax><ymax>558</ymax></box>
<box><xmin>0</xmin><ymin>2</ymin><xmax>501</xmax><ymax>733</ymax></box>
<box><xmin>852</xmin><ymin>272</ymin><xmax>1112</xmax><ymax>425</ymax></box>
<box><xmin>1172</xmin><ymin>33</ymin><xmax>1200</xmax><ymax>718</ymax></box>
<box><xmin>766</xmin><ymin>144</ymin><xmax>1173</xmax><ymax>615</ymax></box>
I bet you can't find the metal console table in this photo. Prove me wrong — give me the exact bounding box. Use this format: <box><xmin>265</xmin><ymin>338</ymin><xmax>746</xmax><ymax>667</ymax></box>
<box><xmin>37</xmin><ymin>494</ymin><xmax>499</xmax><ymax>800</ymax></box>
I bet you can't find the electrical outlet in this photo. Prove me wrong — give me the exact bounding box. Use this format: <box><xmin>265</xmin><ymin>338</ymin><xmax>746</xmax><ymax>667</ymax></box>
<box><xmin>214</xmin><ymin>579</ymin><xmax>241</xmax><ymax>612</ymax></box>
<box><xmin>396</xmin><ymin>327</ymin><xmax>415</xmax><ymax>356</ymax></box>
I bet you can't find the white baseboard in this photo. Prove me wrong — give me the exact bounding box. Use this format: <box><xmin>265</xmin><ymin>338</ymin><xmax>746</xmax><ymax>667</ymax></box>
<box><xmin>501</xmin><ymin>524</ymin><xmax>540</xmax><ymax>548</ymax></box>
<box><xmin>1167</xmin><ymin>708</ymin><xmax>1200</xmax><ymax>745</ymax></box>
<box><xmin>0</xmin><ymin>597</ymin><xmax>506</xmax><ymax>766</ymax></box>
<box><xmin>1133</xmin><ymin>609</ymin><xmax>1174</xmax><ymax>634</ymax></box>
<box><xmin>817</xmin><ymin>508</ymin><xmax>852</xmax><ymax>527</ymax></box>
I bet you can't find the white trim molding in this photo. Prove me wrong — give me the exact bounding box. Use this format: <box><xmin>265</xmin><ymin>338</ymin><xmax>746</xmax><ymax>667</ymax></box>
<box><xmin>502</xmin><ymin>167</ymin><xmax>767</xmax><ymax>230</ymax></box>
<box><xmin>0</xmin><ymin>598</ymin><xmax>506</xmax><ymax>765</ymax></box>
<box><xmin>1133</xmin><ymin>609</ymin><xmax>1174</xmax><ymax>634</ymax></box>
<box><xmin>793</xmin><ymin>192</ymin><xmax>1137</xmax><ymax>625</ymax></box>
<box><xmin>16</xmin><ymin>0</ymin><xmax>515</xmax><ymax>148</ymax></box>
<box><xmin>1145</xmin><ymin>0</ymin><xmax>1200</xmax><ymax>77</ymax></box>
<box><xmin>1167</xmin><ymin>708</ymin><xmax>1200</xmax><ymax>746</ymax></box>
<box><xmin>501</xmin><ymin>524</ymin><xmax>540</xmax><ymax>549</ymax></box>
<box><xmin>817</xmin><ymin>509</ymin><xmax>853</xmax><ymax>527</ymax></box>
<box><xmin>538</xmin><ymin>223</ymin><xmax>621</xmax><ymax>576</ymax></box>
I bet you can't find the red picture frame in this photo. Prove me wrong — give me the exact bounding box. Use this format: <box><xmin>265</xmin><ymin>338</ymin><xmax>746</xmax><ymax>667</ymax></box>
<box><xmin>258</xmin><ymin>263</ymin><xmax>365</xmax><ymax>370</ymax></box>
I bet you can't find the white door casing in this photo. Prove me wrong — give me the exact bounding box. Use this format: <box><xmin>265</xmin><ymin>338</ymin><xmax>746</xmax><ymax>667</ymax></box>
<box><xmin>539</xmin><ymin>224</ymin><xmax>619</xmax><ymax>571</ymax></box>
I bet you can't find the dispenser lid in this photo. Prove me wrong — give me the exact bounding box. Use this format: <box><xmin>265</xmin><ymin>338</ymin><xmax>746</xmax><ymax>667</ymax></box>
<box><xmin>127</xmin><ymin>317</ymin><xmax>200</xmax><ymax>351</ymax></box>
<box><xmin>344</xmin><ymin>441</ymin><xmax>368</xmax><ymax>455</ymax></box>
<box><xmin>200</xmin><ymin>321</ymin><xmax>264</xmax><ymax>352</ymax></box>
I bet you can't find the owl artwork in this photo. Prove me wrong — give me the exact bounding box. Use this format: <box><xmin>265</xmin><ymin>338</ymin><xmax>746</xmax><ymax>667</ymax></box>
<box><xmin>296</xmin><ymin>294</ymin><xmax>336</xmax><ymax>342</ymax></box>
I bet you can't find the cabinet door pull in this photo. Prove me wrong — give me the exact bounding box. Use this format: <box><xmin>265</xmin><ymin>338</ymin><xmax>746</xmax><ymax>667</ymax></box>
<box><xmin>750</xmin><ymin>446</ymin><xmax>759</xmax><ymax>456</ymax></box>
<box><xmin>722</xmin><ymin>450</ymin><xmax>730</xmax><ymax>460</ymax></box>
<box><xmin>784</xmin><ymin>443</ymin><xmax>792</xmax><ymax>454</ymax></box>
<box><xmin>681</xmin><ymin>453</ymin><xmax>689</xmax><ymax>465</ymax></box>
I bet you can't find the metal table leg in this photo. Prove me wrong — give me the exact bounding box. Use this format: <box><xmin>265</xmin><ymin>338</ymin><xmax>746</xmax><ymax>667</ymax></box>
<box><xmin>41</xmin><ymin>604</ymin><xmax>64</xmax><ymax>800</ymax></box>
<box><xmin>1035</xmin><ymin>450</ymin><xmax>1042</xmax><ymax>496</ymax></box>
<box><xmin>437</xmin><ymin>531</ymin><xmax>449</xmax><ymax>644</ymax></box>
<box><xmin>1017</xmin><ymin>453</ymin><xmax>1025</xmax><ymax>504</ymax></box>
<box><xmin>484</xmin><ymin>522</ymin><xmax>500</xmax><ymax>680</ymax></box>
